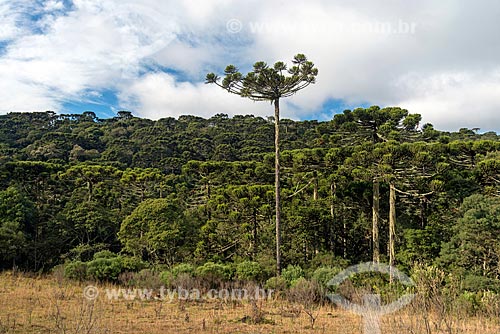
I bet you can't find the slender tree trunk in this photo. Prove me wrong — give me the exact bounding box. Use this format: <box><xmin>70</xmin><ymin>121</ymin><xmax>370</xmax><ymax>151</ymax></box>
<box><xmin>420</xmin><ymin>197</ymin><xmax>427</xmax><ymax>228</ymax></box>
<box><xmin>252</xmin><ymin>209</ymin><xmax>258</xmax><ymax>260</ymax></box>
<box><xmin>372</xmin><ymin>179</ymin><xmax>380</xmax><ymax>263</ymax></box>
<box><xmin>313</xmin><ymin>171</ymin><xmax>318</xmax><ymax>201</ymax></box>
<box><xmin>389</xmin><ymin>183</ymin><xmax>396</xmax><ymax>282</ymax></box>
<box><xmin>343</xmin><ymin>220</ymin><xmax>347</xmax><ymax>259</ymax></box>
<box><xmin>274</xmin><ymin>98</ymin><xmax>282</xmax><ymax>275</ymax></box>
<box><xmin>330</xmin><ymin>182</ymin><xmax>336</xmax><ymax>251</ymax></box>
<box><xmin>87</xmin><ymin>181</ymin><xmax>93</xmax><ymax>202</ymax></box>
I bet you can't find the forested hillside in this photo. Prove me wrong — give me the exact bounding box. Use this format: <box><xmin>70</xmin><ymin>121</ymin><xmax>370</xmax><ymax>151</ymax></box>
<box><xmin>1</xmin><ymin>108</ymin><xmax>499</xmax><ymax>289</ymax></box>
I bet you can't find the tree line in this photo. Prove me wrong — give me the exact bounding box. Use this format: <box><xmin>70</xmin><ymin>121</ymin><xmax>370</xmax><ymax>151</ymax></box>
<box><xmin>0</xmin><ymin>109</ymin><xmax>499</xmax><ymax>290</ymax></box>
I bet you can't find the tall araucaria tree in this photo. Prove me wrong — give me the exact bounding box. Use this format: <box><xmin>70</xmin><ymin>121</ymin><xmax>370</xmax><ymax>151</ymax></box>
<box><xmin>206</xmin><ymin>54</ymin><xmax>318</xmax><ymax>274</ymax></box>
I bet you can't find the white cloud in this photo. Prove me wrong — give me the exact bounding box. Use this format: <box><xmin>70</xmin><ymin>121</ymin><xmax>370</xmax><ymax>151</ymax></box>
<box><xmin>0</xmin><ymin>0</ymin><xmax>31</xmax><ymax>40</ymax></box>
<box><xmin>398</xmin><ymin>71</ymin><xmax>500</xmax><ymax>132</ymax></box>
<box><xmin>0</xmin><ymin>0</ymin><xmax>180</xmax><ymax>112</ymax></box>
<box><xmin>0</xmin><ymin>0</ymin><xmax>499</xmax><ymax>131</ymax></box>
<box><xmin>119</xmin><ymin>72</ymin><xmax>281</xmax><ymax>120</ymax></box>
<box><xmin>43</xmin><ymin>0</ymin><xmax>65</xmax><ymax>12</ymax></box>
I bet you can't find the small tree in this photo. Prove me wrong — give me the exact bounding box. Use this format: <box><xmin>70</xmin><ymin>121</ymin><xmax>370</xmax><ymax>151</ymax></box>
<box><xmin>118</xmin><ymin>198</ymin><xmax>187</xmax><ymax>264</ymax></box>
<box><xmin>206</xmin><ymin>54</ymin><xmax>318</xmax><ymax>274</ymax></box>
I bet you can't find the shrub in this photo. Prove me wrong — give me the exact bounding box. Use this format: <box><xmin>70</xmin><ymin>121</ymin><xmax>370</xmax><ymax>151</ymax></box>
<box><xmin>92</xmin><ymin>250</ymin><xmax>118</xmax><ymax>259</ymax></box>
<box><xmin>121</xmin><ymin>256</ymin><xmax>148</xmax><ymax>272</ymax></box>
<box><xmin>64</xmin><ymin>261</ymin><xmax>88</xmax><ymax>281</ymax></box>
<box><xmin>159</xmin><ymin>263</ymin><xmax>196</xmax><ymax>287</ymax></box>
<box><xmin>287</xmin><ymin>277</ymin><xmax>321</xmax><ymax>303</ymax></box>
<box><xmin>480</xmin><ymin>291</ymin><xmax>500</xmax><ymax>317</ymax></box>
<box><xmin>236</xmin><ymin>261</ymin><xmax>264</xmax><ymax>282</ymax></box>
<box><xmin>311</xmin><ymin>266</ymin><xmax>342</xmax><ymax>290</ymax></box>
<box><xmin>87</xmin><ymin>256</ymin><xmax>123</xmax><ymax>281</ymax></box>
<box><xmin>196</xmin><ymin>262</ymin><xmax>233</xmax><ymax>287</ymax></box>
<box><xmin>159</xmin><ymin>270</ymin><xmax>173</xmax><ymax>286</ymax></box>
<box><xmin>264</xmin><ymin>276</ymin><xmax>287</xmax><ymax>291</ymax></box>
<box><xmin>458</xmin><ymin>291</ymin><xmax>481</xmax><ymax>315</ymax></box>
<box><xmin>171</xmin><ymin>273</ymin><xmax>199</xmax><ymax>291</ymax></box>
<box><xmin>281</xmin><ymin>265</ymin><xmax>304</xmax><ymax>286</ymax></box>
<box><xmin>117</xmin><ymin>271</ymin><xmax>136</xmax><ymax>286</ymax></box>
<box><xmin>287</xmin><ymin>278</ymin><xmax>322</xmax><ymax>328</ymax></box>
<box><xmin>253</xmin><ymin>253</ymin><xmax>277</xmax><ymax>279</ymax></box>
<box><xmin>171</xmin><ymin>263</ymin><xmax>195</xmax><ymax>278</ymax></box>
<box><xmin>132</xmin><ymin>269</ymin><xmax>163</xmax><ymax>289</ymax></box>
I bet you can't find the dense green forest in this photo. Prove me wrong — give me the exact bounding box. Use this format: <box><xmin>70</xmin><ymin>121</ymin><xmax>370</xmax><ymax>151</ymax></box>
<box><xmin>1</xmin><ymin>108</ymin><xmax>499</xmax><ymax>290</ymax></box>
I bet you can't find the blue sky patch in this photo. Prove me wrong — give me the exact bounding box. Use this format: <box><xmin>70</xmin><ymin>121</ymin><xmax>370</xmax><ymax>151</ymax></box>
<box><xmin>61</xmin><ymin>90</ymin><xmax>120</xmax><ymax>119</ymax></box>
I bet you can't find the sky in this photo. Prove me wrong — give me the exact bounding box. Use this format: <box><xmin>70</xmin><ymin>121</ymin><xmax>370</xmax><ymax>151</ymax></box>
<box><xmin>1</xmin><ymin>0</ymin><xmax>500</xmax><ymax>131</ymax></box>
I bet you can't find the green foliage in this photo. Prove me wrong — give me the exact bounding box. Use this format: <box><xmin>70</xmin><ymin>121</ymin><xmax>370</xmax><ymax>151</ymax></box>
<box><xmin>439</xmin><ymin>194</ymin><xmax>500</xmax><ymax>286</ymax></box>
<box><xmin>171</xmin><ymin>263</ymin><xmax>196</xmax><ymax>278</ymax></box>
<box><xmin>264</xmin><ymin>276</ymin><xmax>288</xmax><ymax>291</ymax></box>
<box><xmin>118</xmin><ymin>198</ymin><xmax>188</xmax><ymax>263</ymax></box>
<box><xmin>64</xmin><ymin>261</ymin><xmax>88</xmax><ymax>281</ymax></box>
<box><xmin>0</xmin><ymin>110</ymin><xmax>499</xmax><ymax>295</ymax></box>
<box><xmin>159</xmin><ymin>271</ymin><xmax>173</xmax><ymax>286</ymax></box>
<box><xmin>93</xmin><ymin>250</ymin><xmax>118</xmax><ymax>259</ymax></box>
<box><xmin>462</xmin><ymin>275</ymin><xmax>500</xmax><ymax>293</ymax></box>
<box><xmin>307</xmin><ymin>253</ymin><xmax>350</xmax><ymax>271</ymax></box>
<box><xmin>0</xmin><ymin>187</ymin><xmax>33</xmax><ymax>266</ymax></box>
<box><xmin>311</xmin><ymin>266</ymin><xmax>342</xmax><ymax>289</ymax></box>
<box><xmin>236</xmin><ymin>261</ymin><xmax>264</xmax><ymax>282</ymax></box>
<box><xmin>121</xmin><ymin>256</ymin><xmax>148</xmax><ymax>272</ymax></box>
<box><xmin>87</xmin><ymin>256</ymin><xmax>123</xmax><ymax>281</ymax></box>
<box><xmin>195</xmin><ymin>262</ymin><xmax>234</xmax><ymax>282</ymax></box>
<box><xmin>281</xmin><ymin>265</ymin><xmax>305</xmax><ymax>286</ymax></box>
<box><xmin>159</xmin><ymin>263</ymin><xmax>197</xmax><ymax>287</ymax></box>
<box><xmin>206</xmin><ymin>54</ymin><xmax>318</xmax><ymax>102</ymax></box>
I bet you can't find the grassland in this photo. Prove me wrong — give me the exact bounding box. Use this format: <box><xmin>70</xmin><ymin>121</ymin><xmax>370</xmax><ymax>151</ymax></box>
<box><xmin>0</xmin><ymin>272</ymin><xmax>499</xmax><ymax>334</ymax></box>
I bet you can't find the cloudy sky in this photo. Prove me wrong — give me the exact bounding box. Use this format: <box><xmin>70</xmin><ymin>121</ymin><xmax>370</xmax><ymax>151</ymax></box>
<box><xmin>1</xmin><ymin>0</ymin><xmax>499</xmax><ymax>131</ymax></box>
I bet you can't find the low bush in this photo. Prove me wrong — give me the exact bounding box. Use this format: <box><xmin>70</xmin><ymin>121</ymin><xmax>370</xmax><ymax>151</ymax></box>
<box><xmin>92</xmin><ymin>250</ymin><xmax>118</xmax><ymax>259</ymax></box>
<box><xmin>264</xmin><ymin>276</ymin><xmax>287</xmax><ymax>291</ymax></box>
<box><xmin>132</xmin><ymin>269</ymin><xmax>163</xmax><ymax>288</ymax></box>
<box><xmin>196</xmin><ymin>262</ymin><xmax>234</xmax><ymax>287</ymax></box>
<box><xmin>121</xmin><ymin>256</ymin><xmax>148</xmax><ymax>272</ymax></box>
<box><xmin>287</xmin><ymin>277</ymin><xmax>322</xmax><ymax>303</ymax></box>
<box><xmin>159</xmin><ymin>270</ymin><xmax>173</xmax><ymax>287</ymax></box>
<box><xmin>311</xmin><ymin>266</ymin><xmax>342</xmax><ymax>291</ymax></box>
<box><xmin>236</xmin><ymin>261</ymin><xmax>264</xmax><ymax>282</ymax></box>
<box><xmin>87</xmin><ymin>256</ymin><xmax>123</xmax><ymax>281</ymax></box>
<box><xmin>171</xmin><ymin>263</ymin><xmax>195</xmax><ymax>278</ymax></box>
<box><xmin>64</xmin><ymin>261</ymin><xmax>88</xmax><ymax>281</ymax></box>
<box><xmin>281</xmin><ymin>265</ymin><xmax>304</xmax><ymax>287</ymax></box>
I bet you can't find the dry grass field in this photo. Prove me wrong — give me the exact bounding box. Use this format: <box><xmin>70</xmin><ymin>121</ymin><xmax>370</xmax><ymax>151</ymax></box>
<box><xmin>0</xmin><ymin>271</ymin><xmax>499</xmax><ymax>334</ymax></box>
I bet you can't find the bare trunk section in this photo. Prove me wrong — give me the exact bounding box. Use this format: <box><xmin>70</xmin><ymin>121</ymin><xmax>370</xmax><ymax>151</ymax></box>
<box><xmin>343</xmin><ymin>221</ymin><xmax>347</xmax><ymax>259</ymax></box>
<box><xmin>313</xmin><ymin>171</ymin><xmax>318</xmax><ymax>201</ymax></box>
<box><xmin>274</xmin><ymin>99</ymin><xmax>282</xmax><ymax>275</ymax></box>
<box><xmin>87</xmin><ymin>181</ymin><xmax>93</xmax><ymax>202</ymax></box>
<box><xmin>389</xmin><ymin>183</ymin><xmax>396</xmax><ymax>282</ymax></box>
<box><xmin>329</xmin><ymin>182</ymin><xmax>336</xmax><ymax>251</ymax></box>
<box><xmin>372</xmin><ymin>179</ymin><xmax>380</xmax><ymax>263</ymax></box>
<box><xmin>252</xmin><ymin>208</ymin><xmax>258</xmax><ymax>260</ymax></box>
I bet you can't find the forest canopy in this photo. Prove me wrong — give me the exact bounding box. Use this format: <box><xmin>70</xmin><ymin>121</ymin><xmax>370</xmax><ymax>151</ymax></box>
<box><xmin>0</xmin><ymin>110</ymin><xmax>499</xmax><ymax>289</ymax></box>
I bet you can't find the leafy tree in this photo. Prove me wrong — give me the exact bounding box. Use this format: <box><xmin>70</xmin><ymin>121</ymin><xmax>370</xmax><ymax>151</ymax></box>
<box><xmin>118</xmin><ymin>198</ymin><xmax>190</xmax><ymax>264</ymax></box>
<box><xmin>0</xmin><ymin>187</ymin><xmax>34</xmax><ymax>267</ymax></box>
<box><xmin>439</xmin><ymin>194</ymin><xmax>500</xmax><ymax>289</ymax></box>
<box><xmin>206</xmin><ymin>54</ymin><xmax>318</xmax><ymax>274</ymax></box>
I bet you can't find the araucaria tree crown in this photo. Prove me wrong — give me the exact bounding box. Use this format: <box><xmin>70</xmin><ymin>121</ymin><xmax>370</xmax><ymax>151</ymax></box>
<box><xmin>205</xmin><ymin>53</ymin><xmax>318</xmax><ymax>102</ymax></box>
